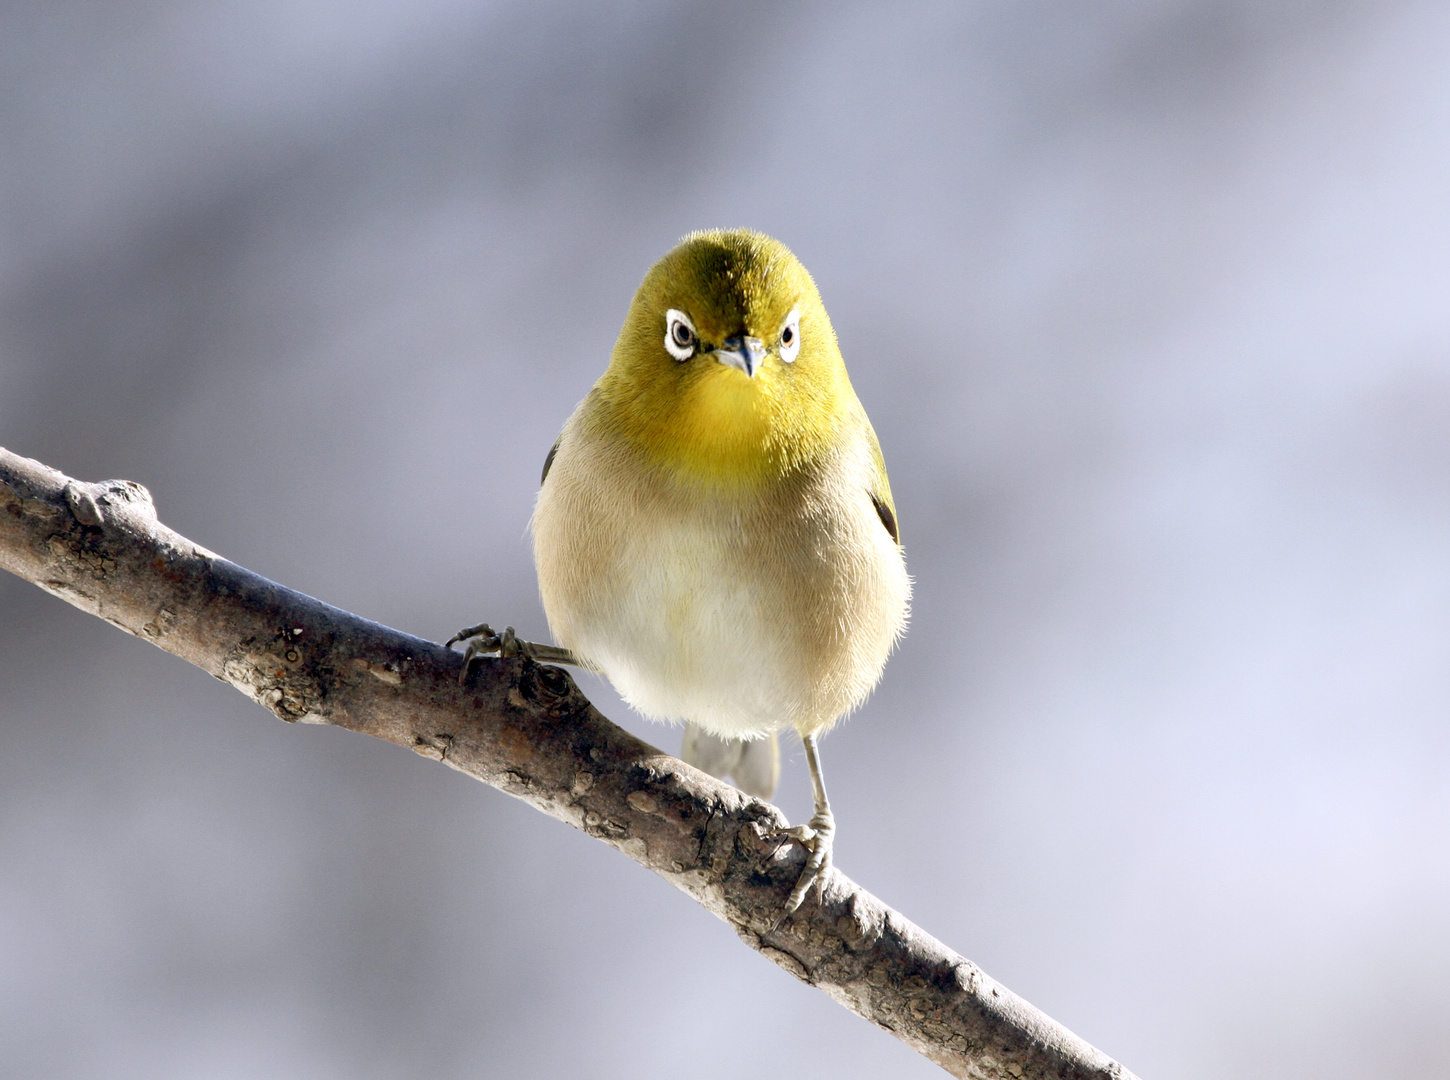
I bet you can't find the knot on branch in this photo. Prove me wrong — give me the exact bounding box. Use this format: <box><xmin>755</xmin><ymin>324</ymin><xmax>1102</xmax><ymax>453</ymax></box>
<box><xmin>63</xmin><ymin>479</ymin><xmax>156</xmax><ymax>530</ymax></box>
<box><xmin>39</xmin><ymin>481</ymin><xmax>159</xmax><ymax>598</ymax></box>
<box><xmin>222</xmin><ymin>626</ymin><xmax>328</xmax><ymax>722</ymax></box>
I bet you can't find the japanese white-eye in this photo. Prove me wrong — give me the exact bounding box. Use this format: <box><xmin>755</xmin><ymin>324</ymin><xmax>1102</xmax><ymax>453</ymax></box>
<box><xmin>456</xmin><ymin>229</ymin><xmax>910</xmax><ymax>912</ymax></box>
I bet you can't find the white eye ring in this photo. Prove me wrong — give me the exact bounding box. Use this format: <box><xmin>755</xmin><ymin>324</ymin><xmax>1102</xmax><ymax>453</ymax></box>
<box><xmin>779</xmin><ymin>309</ymin><xmax>801</xmax><ymax>363</ymax></box>
<box><xmin>664</xmin><ymin>309</ymin><xmax>697</xmax><ymax>361</ymax></box>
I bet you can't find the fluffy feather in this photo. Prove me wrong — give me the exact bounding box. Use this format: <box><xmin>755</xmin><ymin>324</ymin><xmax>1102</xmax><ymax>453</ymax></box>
<box><xmin>532</xmin><ymin>230</ymin><xmax>909</xmax><ymax>746</ymax></box>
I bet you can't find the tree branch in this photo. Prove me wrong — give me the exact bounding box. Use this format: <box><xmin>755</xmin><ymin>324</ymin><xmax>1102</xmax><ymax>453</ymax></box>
<box><xmin>0</xmin><ymin>446</ymin><xmax>1139</xmax><ymax>1080</ymax></box>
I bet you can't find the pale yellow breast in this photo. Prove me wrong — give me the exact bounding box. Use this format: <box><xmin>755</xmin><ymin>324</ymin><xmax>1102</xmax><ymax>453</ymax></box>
<box><xmin>531</xmin><ymin>398</ymin><xmax>910</xmax><ymax>740</ymax></box>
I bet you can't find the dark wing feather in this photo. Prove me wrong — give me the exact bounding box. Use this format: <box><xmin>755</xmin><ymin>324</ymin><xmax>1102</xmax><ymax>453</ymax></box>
<box><xmin>870</xmin><ymin>490</ymin><xmax>899</xmax><ymax>545</ymax></box>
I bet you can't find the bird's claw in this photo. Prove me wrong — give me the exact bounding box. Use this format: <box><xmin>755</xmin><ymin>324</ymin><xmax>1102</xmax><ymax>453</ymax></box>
<box><xmin>771</xmin><ymin>807</ymin><xmax>835</xmax><ymax>924</ymax></box>
<box><xmin>444</xmin><ymin>622</ymin><xmax>498</xmax><ymax>652</ymax></box>
<box><xmin>444</xmin><ymin>624</ymin><xmax>579</xmax><ymax>684</ymax></box>
<box><xmin>446</xmin><ymin>624</ymin><xmax>522</xmax><ymax>686</ymax></box>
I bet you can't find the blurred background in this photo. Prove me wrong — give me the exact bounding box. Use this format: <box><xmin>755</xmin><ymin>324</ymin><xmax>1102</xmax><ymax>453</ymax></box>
<box><xmin>3</xmin><ymin>1</ymin><xmax>1449</xmax><ymax>1077</ymax></box>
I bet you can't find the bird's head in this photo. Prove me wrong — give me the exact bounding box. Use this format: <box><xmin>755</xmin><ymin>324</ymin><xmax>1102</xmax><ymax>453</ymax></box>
<box><xmin>597</xmin><ymin>229</ymin><xmax>854</xmax><ymax>488</ymax></box>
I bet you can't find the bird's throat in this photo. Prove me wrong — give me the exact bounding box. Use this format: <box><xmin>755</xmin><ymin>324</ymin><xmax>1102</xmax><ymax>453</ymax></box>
<box><xmin>670</xmin><ymin>371</ymin><xmax>780</xmax><ymax>485</ymax></box>
<box><xmin>617</xmin><ymin>368</ymin><xmax>819</xmax><ymax>488</ymax></box>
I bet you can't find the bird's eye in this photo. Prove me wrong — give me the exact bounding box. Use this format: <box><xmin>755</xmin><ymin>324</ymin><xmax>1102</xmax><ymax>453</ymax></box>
<box><xmin>779</xmin><ymin>309</ymin><xmax>801</xmax><ymax>363</ymax></box>
<box><xmin>664</xmin><ymin>309</ymin><xmax>697</xmax><ymax>361</ymax></box>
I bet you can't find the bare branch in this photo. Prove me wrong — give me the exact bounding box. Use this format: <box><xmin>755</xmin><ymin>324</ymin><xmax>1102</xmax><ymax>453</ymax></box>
<box><xmin>0</xmin><ymin>446</ymin><xmax>1140</xmax><ymax>1080</ymax></box>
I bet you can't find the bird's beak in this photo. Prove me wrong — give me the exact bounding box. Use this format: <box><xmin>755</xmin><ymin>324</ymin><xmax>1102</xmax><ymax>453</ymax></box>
<box><xmin>714</xmin><ymin>335</ymin><xmax>767</xmax><ymax>378</ymax></box>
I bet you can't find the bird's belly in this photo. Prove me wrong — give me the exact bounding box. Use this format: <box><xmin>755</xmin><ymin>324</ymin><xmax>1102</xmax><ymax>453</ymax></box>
<box><xmin>533</xmin><ymin>433</ymin><xmax>910</xmax><ymax>742</ymax></box>
<box><xmin>565</xmin><ymin>520</ymin><xmax>803</xmax><ymax>740</ymax></box>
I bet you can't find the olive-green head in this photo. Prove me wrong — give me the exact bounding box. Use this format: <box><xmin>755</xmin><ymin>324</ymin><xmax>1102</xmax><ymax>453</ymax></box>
<box><xmin>597</xmin><ymin>229</ymin><xmax>855</xmax><ymax>486</ymax></box>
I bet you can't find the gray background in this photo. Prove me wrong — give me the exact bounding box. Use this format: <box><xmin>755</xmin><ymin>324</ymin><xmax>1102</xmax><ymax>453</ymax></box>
<box><xmin>3</xmin><ymin>2</ymin><xmax>1449</xmax><ymax>1077</ymax></box>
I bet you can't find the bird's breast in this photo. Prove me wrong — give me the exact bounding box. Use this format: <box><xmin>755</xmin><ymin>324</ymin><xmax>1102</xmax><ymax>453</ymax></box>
<box><xmin>532</xmin><ymin>410</ymin><xmax>910</xmax><ymax>739</ymax></box>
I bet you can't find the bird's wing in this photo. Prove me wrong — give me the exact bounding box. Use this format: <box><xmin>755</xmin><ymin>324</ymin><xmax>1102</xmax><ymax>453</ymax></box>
<box><xmin>870</xmin><ymin>490</ymin><xmax>899</xmax><ymax>546</ymax></box>
<box><xmin>541</xmin><ymin>436</ymin><xmax>561</xmax><ymax>486</ymax></box>
<box><xmin>862</xmin><ymin>421</ymin><xmax>900</xmax><ymax>545</ymax></box>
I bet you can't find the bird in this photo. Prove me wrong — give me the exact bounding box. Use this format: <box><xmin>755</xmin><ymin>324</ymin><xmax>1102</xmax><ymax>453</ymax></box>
<box><xmin>450</xmin><ymin>229</ymin><xmax>910</xmax><ymax>914</ymax></box>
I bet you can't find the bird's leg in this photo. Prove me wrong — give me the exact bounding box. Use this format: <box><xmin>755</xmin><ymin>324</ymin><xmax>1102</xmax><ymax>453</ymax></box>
<box><xmin>443</xmin><ymin>623</ymin><xmax>579</xmax><ymax>685</ymax></box>
<box><xmin>773</xmin><ymin>733</ymin><xmax>835</xmax><ymax>919</ymax></box>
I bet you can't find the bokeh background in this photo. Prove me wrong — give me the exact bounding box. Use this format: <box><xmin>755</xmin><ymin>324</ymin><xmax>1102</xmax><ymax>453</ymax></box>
<box><xmin>4</xmin><ymin>2</ymin><xmax>1450</xmax><ymax>1077</ymax></box>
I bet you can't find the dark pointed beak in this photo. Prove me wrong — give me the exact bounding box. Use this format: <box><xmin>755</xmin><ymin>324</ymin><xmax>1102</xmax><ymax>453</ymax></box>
<box><xmin>715</xmin><ymin>335</ymin><xmax>767</xmax><ymax>378</ymax></box>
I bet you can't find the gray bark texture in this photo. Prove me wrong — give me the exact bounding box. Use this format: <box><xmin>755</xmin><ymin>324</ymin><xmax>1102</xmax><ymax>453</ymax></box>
<box><xmin>0</xmin><ymin>446</ymin><xmax>1141</xmax><ymax>1080</ymax></box>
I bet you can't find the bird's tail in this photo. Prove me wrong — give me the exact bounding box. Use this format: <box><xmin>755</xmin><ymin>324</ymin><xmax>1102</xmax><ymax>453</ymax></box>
<box><xmin>681</xmin><ymin>725</ymin><xmax>779</xmax><ymax>800</ymax></box>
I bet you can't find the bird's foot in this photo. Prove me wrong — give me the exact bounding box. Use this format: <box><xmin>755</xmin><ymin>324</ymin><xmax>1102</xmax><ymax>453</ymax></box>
<box><xmin>770</xmin><ymin>805</ymin><xmax>835</xmax><ymax>923</ymax></box>
<box><xmin>443</xmin><ymin>623</ymin><xmax>578</xmax><ymax>685</ymax></box>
